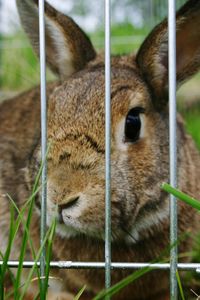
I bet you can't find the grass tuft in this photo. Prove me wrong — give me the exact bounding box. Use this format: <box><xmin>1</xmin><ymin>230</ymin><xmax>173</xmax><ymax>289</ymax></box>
<box><xmin>161</xmin><ymin>183</ymin><xmax>200</xmax><ymax>211</ymax></box>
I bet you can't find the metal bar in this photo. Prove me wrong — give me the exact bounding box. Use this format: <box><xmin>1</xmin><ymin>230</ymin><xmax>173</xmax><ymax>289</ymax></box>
<box><xmin>1</xmin><ymin>261</ymin><xmax>200</xmax><ymax>271</ymax></box>
<box><xmin>0</xmin><ymin>0</ymin><xmax>3</xmax><ymax>88</ymax></box>
<box><xmin>149</xmin><ymin>0</ymin><xmax>154</xmax><ymax>28</ymax></box>
<box><xmin>105</xmin><ymin>0</ymin><xmax>112</xmax><ymax>296</ymax></box>
<box><xmin>39</xmin><ymin>0</ymin><xmax>47</xmax><ymax>296</ymax></box>
<box><xmin>168</xmin><ymin>0</ymin><xmax>178</xmax><ymax>299</ymax></box>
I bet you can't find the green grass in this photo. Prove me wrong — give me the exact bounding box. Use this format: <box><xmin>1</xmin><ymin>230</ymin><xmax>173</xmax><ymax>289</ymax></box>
<box><xmin>0</xmin><ymin>25</ymin><xmax>147</xmax><ymax>92</ymax></box>
<box><xmin>90</xmin><ymin>23</ymin><xmax>149</xmax><ymax>54</ymax></box>
<box><xmin>161</xmin><ymin>184</ymin><xmax>200</xmax><ymax>300</ymax></box>
<box><xmin>93</xmin><ymin>266</ymin><xmax>154</xmax><ymax>300</ymax></box>
<box><xmin>162</xmin><ymin>183</ymin><xmax>200</xmax><ymax>211</ymax></box>
<box><xmin>0</xmin><ymin>33</ymin><xmax>55</xmax><ymax>92</ymax></box>
<box><xmin>1</xmin><ymin>34</ymin><xmax>39</xmax><ymax>91</ymax></box>
<box><xmin>0</xmin><ymin>162</ymin><xmax>56</xmax><ymax>300</ymax></box>
<box><xmin>176</xmin><ymin>271</ymin><xmax>186</xmax><ymax>300</ymax></box>
<box><xmin>183</xmin><ymin>107</ymin><xmax>200</xmax><ymax>151</ymax></box>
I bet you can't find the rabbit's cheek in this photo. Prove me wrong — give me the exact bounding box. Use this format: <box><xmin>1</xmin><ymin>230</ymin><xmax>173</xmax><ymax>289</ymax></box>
<box><xmin>127</xmin><ymin>193</ymin><xmax>169</xmax><ymax>242</ymax></box>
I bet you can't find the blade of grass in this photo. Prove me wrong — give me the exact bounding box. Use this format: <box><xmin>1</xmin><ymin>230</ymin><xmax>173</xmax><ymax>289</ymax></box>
<box><xmin>0</xmin><ymin>204</ymin><xmax>15</xmax><ymax>300</ymax></box>
<box><xmin>0</xmin><ymin>249</ymin><xmax>16</xmax><ymax>295</ymax></box>
<box><xmin>5</xmin><ymin>184</ymin><xmax>42</xmax><ymax>254</ymax></box>
<box><xmin>33</xmin><ymin>293</ymin><xmax>40</xmax><ymax>300</ymax></box>
<box><xmin>7</xmin><ymin>194</ymin><xmax>37</xmax><ymax>256</ymax></box>
<box><xmin>162</xmin><ymin>183</ymin><xmax>200</xmax><ymax>211</ymax></box>
<box><xmin>43</xmin><ymin>218</ymin><xmax>56</xmax><ymax>296</ymax></box>
<box><xmin>93</xmin><ymin>266</ymin><xmax>153</xmax><ymax>300</ymax></box>
<box><xmin>176</xmin><ymin>271</ymin><xmax>185</xmax><ymax>300</ymax></box>
<box><xmin>6</xmin><ymin>188</ymin><xmax>42</xmax><ymax>298</ymax></box>
<box><xmin>11</xmin><ymin>196</ymin><xmax>36</xmax><ymax>300</ymax></box>
<box><xmin>34</xmin><ymin>145</ymin><xmax>50</xmax><ymax>298</ymax></box>
<box><xmin>4</xmin><ymin>188</ymin><xmax>42</xmax><ymax>297</ymax></box>
<box><xmin>74</xmin><ymin>285</ymin><xmax>87</xmax><ymax>300</ymax></box>
<box><xmin>7</xmin><ymin>159</ymin><xmax>46</xmax><ymax>299</ymax></box>
<box><xmin>19</xmin><ymin>222</ymin><xmax>55</xmax><ymax>300</ymax></box>
<box><xmin>1</xmin><ymin>151</ymin><xmax>49</xmax><ymax>299</ymax></box>
<box><xmin>93</xmin><ymin>229</ymin><xmax>189</xmax><ymax>300</ymax></box>
<box><xmin>0</xmin><ymin>199</ymin><xmax>34</xmax><ymax>299</ymax></box>
<box><xmin>0</xmin><ymin>265</ymin><xmax>3</xmax><ymax>299</ymax></box>
<box><xmin>97</xmin><ymin>184</ymin><xmax>197</xmax><ymax>300</ymax></box>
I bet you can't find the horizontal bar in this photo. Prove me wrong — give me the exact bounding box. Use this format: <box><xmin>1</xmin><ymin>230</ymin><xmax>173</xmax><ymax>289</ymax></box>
<box><xmin>1</xmin><ymin>261</ymin><xmax>200</xmax><ymax>271</ymax></box>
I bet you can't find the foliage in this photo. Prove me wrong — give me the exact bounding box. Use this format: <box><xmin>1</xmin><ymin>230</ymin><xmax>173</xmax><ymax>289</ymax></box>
<box><xmin>162</xmin><ymin>183</ymin><xmax>200</xmax><ymax>211</ymax></box>
<box><xmin>0</xmin><ymin>163</ymin><xmax>56</xmax><ymax>300</ymax></box>
<box><xmin>181</xmin><ymin>104</ymin><xmax>200</xmax><ymax>151</ymax></box>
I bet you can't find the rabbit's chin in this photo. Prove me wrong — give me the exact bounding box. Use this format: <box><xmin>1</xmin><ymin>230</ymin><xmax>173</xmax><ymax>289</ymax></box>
<box><xmin>46</xmin><ymin>213</ymin><xmax>105</xmax><ymax>240</ymax></box>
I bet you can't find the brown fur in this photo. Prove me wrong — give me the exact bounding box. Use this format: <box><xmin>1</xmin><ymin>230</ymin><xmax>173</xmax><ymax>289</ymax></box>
<box><xmin>0</xmin><ymin>0</ymin><xmax>200</xmax><ymax>299</ymax></box>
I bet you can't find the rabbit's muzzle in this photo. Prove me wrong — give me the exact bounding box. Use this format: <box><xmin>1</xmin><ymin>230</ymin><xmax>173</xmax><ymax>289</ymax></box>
<box><xmin>58</xmin><ymin>196</ymin><xmax>80</xmax><ymax>224</ymax></box>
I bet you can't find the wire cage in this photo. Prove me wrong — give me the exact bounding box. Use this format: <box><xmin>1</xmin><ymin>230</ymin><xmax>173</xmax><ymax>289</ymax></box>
<box><xmin>0</xmin><ymin>0</ymin><xmax>200</xmax><ymax>300</ymax></box>
<box><xmin>0</xmin><ymin>0</ymin><xmax>3</xmax><ymax>89</ymax></box>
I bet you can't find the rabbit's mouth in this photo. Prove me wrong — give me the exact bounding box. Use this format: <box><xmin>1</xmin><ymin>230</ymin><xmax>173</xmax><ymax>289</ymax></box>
<box><xmin>47</xmin><ymin>213</ymin><xmax>106</xmax><ymax>240</ymax></box>
<box><xmin>46</xmin><ymin>199</ymin><xmax>138</xmax><ymax>242</ymax></box>
<box><xmin>45</xmin><ymin>193</ymin><xmax>105</xmax><ymax>239</ymax></box>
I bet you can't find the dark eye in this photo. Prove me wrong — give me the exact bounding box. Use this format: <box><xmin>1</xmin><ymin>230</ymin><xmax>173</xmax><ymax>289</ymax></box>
<box><xmin>124</xmin><ymin>107</ymin><xmax>144</xmax><ymax>143</ymax></box>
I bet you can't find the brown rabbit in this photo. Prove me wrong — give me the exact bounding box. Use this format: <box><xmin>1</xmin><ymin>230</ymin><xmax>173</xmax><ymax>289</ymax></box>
<box><xmin>0</xmin><ymin>0</ymin><xmax>200</xmax><ymax>299</ymax></box>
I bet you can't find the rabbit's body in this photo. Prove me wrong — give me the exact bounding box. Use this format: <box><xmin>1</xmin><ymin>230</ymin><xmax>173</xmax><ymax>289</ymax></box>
<box><xmin>1</xmin><ymin>0</ymin><xmax>200</xmax><ymax>299</ymax></box>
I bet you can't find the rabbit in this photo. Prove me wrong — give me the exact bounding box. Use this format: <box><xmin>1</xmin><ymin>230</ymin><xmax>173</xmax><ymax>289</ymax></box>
<box><xmin>0</xmin><ymin>0</ymin><xmax>200</xmax><ymax>299</ymax></box>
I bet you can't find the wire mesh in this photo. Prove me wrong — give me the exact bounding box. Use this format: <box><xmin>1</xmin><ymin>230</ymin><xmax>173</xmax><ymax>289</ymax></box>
<box><xmin>168</xmin><ymin>1</ymin><xmax>178</xmax><ymax>299</ymax></box>
<box><xmin>0</xmin><ymin>0</ymin><xmax>2</xmax><ymax>88</ymax></box>
<box><xmin>105</xmin><ymin>0</ymin><xmax>112</xmax><ymax>296</ymax></box>
<box><xmin>38</xmin><ymin>0</ymin><xmax>47</xmax><ymax>295</ymax></box>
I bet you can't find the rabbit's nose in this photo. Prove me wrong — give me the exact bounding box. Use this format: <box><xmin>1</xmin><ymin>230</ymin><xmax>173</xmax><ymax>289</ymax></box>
<box><xmin>58</xmin><ymin>196</ymin><xmax>79</xmax><ymax>223</ymax></box>
<box><xmin>59</xmin><ymin>196</ymin><xmax>80</xmax><ymax>210</ymax></box>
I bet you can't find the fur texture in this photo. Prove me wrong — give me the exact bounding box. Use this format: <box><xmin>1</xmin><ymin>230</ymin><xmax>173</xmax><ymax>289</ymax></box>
<box><xmin>0</xmin><ymin>0</ymin><xmax>200</xmax><ymax>299</ymax></box>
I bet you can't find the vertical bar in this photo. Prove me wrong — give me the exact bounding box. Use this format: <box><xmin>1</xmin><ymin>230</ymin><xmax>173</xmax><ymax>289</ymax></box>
<box><xmin>105</xmin><ymin>0</ymin><xmax>111</xmax><ymax>297</ymax></box>
<box><xmin>0</xmin><ymin>0</ymin><xmax>2</xmax><ymax>88</ymax></box>
<box><xmin>154</xmin><ymin>0</ymin><xmax>159</xmax><ymax>24</ymax></box>
<box><xmin>39</xmin><ymin>0</ymin><xmax>47</xmax><ymax>297</ymax></box>
<box><xmin>168</xmin><ymin>0</ymin><xmax>178</xmax><ymax>299</ymax></box>
<box><xmin>158</xmin><ymin>0</ymin><xmax>162</xmax><ymax>21</ymax></box>
<box><xmin>149</xmin><ymin>0</ymin><xmax>154</xmax><ymax>28</ymax></box>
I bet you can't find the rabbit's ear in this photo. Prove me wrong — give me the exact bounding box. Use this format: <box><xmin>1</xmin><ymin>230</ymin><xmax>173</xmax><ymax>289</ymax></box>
<box><xmin>136</xmin><ymin>0</ymin><xmax>200</xmax><ymax>109</ymax></box>
<box><xmin>16</xmin><ymin>0</ymin><xmax>96</xmax><ymax>79</ymax></box>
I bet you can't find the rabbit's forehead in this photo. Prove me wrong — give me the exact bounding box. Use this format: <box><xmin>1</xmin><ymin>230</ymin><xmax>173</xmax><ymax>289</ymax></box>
<box><xmin>47</xmin><ymin>64</ymin><xmax>151</xmax><ymax>164</ymax></box>
<box><xmin>49</xmin><ymin>65</ymin><xmax>150</xmax><ymax>119</ymax></box>
<box><xmin>48</xmin><ymin>64</ymin><xmax>151</xmax><ymax>148</ymax></box>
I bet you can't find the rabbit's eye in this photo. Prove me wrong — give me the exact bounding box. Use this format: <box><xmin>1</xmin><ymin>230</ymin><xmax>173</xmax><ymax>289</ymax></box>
<box><xmin>124</xmin><ymin>107</ymin><xmax>144</xmax><ymax>143</ymax></box>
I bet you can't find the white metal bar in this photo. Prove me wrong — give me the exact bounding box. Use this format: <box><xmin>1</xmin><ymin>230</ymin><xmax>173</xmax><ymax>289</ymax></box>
<box><xmin>0</xmin><ymin>0</ymin><xmax>2</xmax><ymax>86</ymax></box>
<box><xmin>1</xmin><ymin>261</ymin><xmax>200</xmax><ymax>271</ymax></box>
<box><xmin>168</xmin><ymin>0</ymin><xmax>178</xmax><ymax>299</ymax></box>
<box><xmin>39</xmin><ymin>0</ymin><xmax>47</xmax><ymax>295</ymax></box>
<box><xmin>105</xmin><ymin>0</ymin><xmax>112</xmax><ymax>296</ymax></box>
<box><xmin>149</xmin><ymin>0</ymin><xmax>154</xmax><ymax>28</ymax></box>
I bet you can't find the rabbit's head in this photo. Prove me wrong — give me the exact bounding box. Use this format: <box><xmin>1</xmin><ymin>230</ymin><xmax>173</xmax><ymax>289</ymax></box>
<box><xmin>18</xmin><ymin>0</ymin><xmax>200</xmax><ymax>243</ymax></box>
